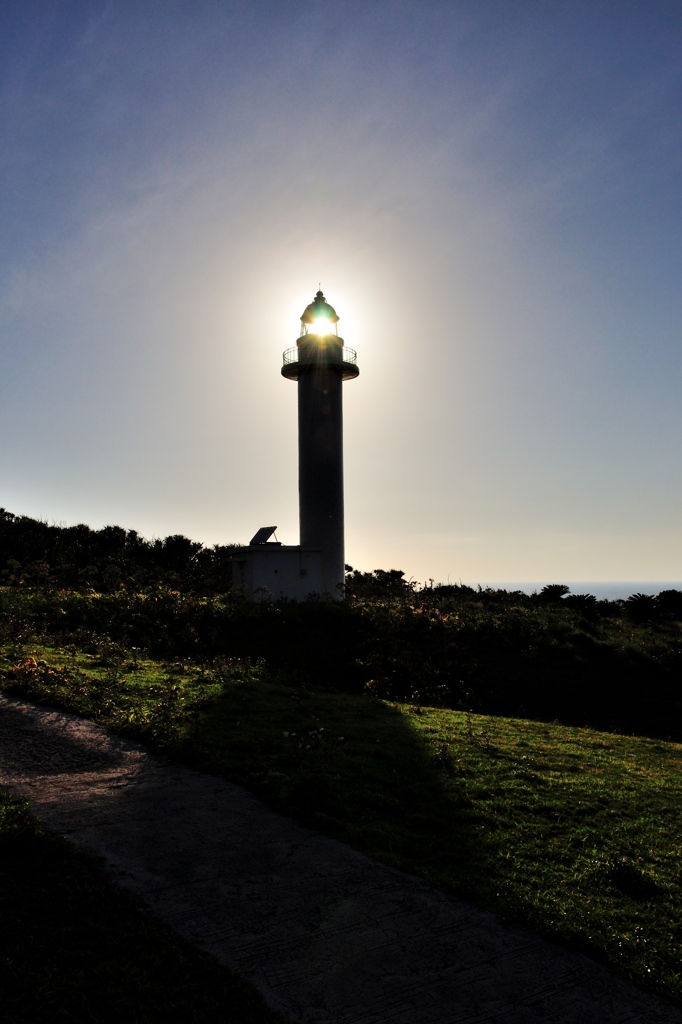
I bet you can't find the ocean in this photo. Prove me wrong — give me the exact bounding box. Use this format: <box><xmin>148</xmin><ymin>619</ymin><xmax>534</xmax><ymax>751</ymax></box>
<box><xmin>464</xmin><ymin>582</ymin><xmax>682</xmax><ymax>601</ymax></box>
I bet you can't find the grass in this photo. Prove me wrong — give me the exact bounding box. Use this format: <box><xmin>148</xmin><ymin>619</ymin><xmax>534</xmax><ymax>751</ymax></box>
<box><xmin>0</xmin><ymin>792</ymin><xmax>287</xmax><ymax>1024</ymax></box>
<box><xmin>1</xmin><ymin>637</ymin><xmax>681</xmax><ymax>1007</ymax></box>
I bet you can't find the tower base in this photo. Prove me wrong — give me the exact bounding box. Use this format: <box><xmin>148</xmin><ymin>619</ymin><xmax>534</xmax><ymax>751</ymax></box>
<box><xmin>230</xmin><ymin>545</ymin><xmax>325</xmax><ymax>602</ymax></box>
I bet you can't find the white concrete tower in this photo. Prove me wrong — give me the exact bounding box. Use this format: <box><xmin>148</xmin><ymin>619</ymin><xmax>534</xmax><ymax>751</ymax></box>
<box><xmin>281</xmin><ymin>291</ymin><xmax>359</xmax><ymax>598</ymax></box>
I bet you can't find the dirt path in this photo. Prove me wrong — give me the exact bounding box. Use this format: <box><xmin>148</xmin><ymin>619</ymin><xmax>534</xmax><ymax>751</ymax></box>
<box><xmin>0</xmin><ymin>692</ymin><xmax>679</xmax><ymax>1024</ymax></box>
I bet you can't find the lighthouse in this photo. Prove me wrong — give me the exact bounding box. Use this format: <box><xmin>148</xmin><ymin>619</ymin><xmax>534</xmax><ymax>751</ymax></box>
<box><xmin>281</xmin><ymin>290</ymin><xmax>359</xmax><ymax>598</ymax></box>
<box><xmin>231</xmin><ymin>289</ymin><xmax>358</xmax><ymax>601</ymax></box>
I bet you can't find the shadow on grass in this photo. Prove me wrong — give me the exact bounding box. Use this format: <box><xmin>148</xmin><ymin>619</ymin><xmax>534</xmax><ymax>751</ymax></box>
<box><xmin>171</xmin><ymin>674</ymin><xmax>500</xmax><ymax>903</ymax></box>
<box><xmin>0</xmin><ymin>662</ymin><xmax>515</xmax><ymax>911</ymax></box>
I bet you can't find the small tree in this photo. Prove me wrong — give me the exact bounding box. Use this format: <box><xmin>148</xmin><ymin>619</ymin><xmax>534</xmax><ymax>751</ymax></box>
<box><xmin>657</xmin><ymin>589</ymin><xmax>682</xmax><ymax>620</ymax></box>
<box><xmin>344</xmin><ymin>567</ymin><xmax>416</xmax><ymax>601</ymax></box>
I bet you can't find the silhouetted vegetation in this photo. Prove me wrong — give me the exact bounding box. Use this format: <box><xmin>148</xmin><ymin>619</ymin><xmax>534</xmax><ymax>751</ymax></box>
<box><xmin>0</xmin><ymin>508</ymin><xmax>240</xmax><ymax>594</ymax></box>
<box><xmin>1</xmin><ymin>509</ymin><xmax>682</xmax><ymax>742</ymax></box>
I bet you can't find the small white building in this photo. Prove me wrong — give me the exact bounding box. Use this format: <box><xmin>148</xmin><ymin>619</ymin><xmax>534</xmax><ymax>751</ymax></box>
<box><xmin>231</xmin><ymin>530</ymin><xmax>322</xmax><ymax>601</ymax></box>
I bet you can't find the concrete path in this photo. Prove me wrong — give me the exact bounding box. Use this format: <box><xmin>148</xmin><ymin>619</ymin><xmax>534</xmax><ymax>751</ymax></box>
<box><xmin>0</xmin><ymin>692</ymin><xmax>679</xmax><ymax>1024</ymax></box>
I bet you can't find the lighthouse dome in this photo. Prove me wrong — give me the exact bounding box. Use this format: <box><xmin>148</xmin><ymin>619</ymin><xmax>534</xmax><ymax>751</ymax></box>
<box><xmin>300</xmin><ymin>290</ymin><xmax>339</xmax><ymax>325</ymax></box>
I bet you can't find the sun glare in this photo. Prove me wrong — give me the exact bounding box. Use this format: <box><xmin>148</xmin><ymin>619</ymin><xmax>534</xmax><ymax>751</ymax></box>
<box><xmin>311</xmin><ymin>318</ymin><xmax>333</xmax><ymax>335</ymax></box>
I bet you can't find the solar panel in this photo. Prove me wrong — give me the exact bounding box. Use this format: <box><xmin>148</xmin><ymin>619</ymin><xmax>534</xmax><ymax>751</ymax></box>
<box><xmin>250</xmin><ymin>526</ymin><xmax>278</xmax><ymax>545</ymax></box>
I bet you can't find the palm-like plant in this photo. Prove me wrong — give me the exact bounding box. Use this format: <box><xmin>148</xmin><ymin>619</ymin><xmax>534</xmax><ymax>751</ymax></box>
<box><xmin>564</xmin><ymin>593</ymin><xmax>597</xmax><ymax>616</ymax></box>
<box><xmin>625</xmin><ymin>592</ymin><xmax>658</xmax><ymax>623</ymax></box>
<box><xmin>537</xmin><ymin>584</ymin><xmax>570</xmax><ymax>604</ymax></box>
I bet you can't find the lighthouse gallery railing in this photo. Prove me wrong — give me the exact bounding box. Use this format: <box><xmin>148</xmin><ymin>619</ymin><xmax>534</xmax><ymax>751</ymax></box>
<box><xmin>282</xmin><ymin>346</ymin><xmax>357</xmax><ymax>367</ymax></box>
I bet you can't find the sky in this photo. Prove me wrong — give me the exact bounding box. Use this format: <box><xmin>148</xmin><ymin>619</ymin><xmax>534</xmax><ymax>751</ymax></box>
<box><xmin>1</xmin><ymin>0</ymin><xmax>681</xmax><ymax>585</ymax></box>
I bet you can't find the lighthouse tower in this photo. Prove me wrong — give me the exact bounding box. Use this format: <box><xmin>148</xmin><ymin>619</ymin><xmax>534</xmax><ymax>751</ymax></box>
<box><xmin>282</xmin><ymin>290</ymin><xmax>359</xmax><ymax>598</ymax></box>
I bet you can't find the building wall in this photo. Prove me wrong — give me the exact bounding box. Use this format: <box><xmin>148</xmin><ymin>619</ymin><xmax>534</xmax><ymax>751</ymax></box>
<box><xmin>230</xmin><ymin>545</ymin><xmax>323</xmax><ymax>601</ymax></box>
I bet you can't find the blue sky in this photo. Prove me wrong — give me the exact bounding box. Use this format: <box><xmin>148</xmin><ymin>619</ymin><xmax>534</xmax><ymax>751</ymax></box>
<box><xmin>1</xmin><ymin>0</ymin><xmax>681</xmax><ymax>583</ymax></box>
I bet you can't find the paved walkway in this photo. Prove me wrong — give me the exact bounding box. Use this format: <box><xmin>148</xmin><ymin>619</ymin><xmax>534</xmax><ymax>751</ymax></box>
<box><xmin>0</xmin><ymin>692</ymin><xmax>679</xmax><ymax>1024</ymax></box>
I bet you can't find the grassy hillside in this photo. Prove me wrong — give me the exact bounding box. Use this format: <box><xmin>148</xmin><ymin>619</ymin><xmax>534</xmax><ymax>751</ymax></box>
<box><xmin>1</xmin><ymin>632</ymin><xmax>681</xmax><ymax>1007</ymax></box>
<box><xmin>0</xmin><ymin>576</ymin><xmax>681</xmax><ymax>740</ymax></box>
